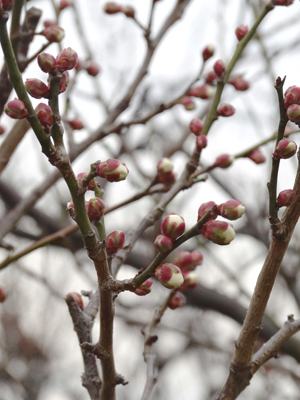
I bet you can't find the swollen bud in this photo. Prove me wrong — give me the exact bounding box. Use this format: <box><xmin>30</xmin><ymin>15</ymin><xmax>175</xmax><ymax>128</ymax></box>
<box><xmin>205</xmin><ymin>71</ymin><xmax>218</xmax><ymax>85</ymax></box>
<box><xmin>287</xmin><ymin>104</ymin><xmax>300</xmax><ymax>124</ymax></box>
<box><xmin>106</xmin><ymin>230</ymin><xmax>125</xmax><ymax>254</ymax></box>
<box><xmin>196</xmin><ymin>135</ymin><xmax>208</xmax><ymax>151</ymax></box>
<box><xmin>213</xmin><ymin>59</ymin><xmax>225</xmax><ymax>77</ymax></box>
<box><xmin>68</xmin><ymin>117</ymin><xmax>84</xmax><ymax>130</ymax></box>
<box><xmin>189</xmin><ymin>118</ymin><xmax>204</xmax><ymax>136</ymax></box>
<box><xmin>218</xmin><ymin>200</ymin><xmax>245</xmax><ymax>220</ymax></box>
<box><xmin>201</xmin><ymin>220</ymin><xmax>235</xmax><ymax>245</ymax></box>
<box><xmin>122</xmin><ymin>5</ymin><xmax>135</xmax><ymax>18</ymax></box>
<box><xmin>202</xmin><ymin>45</ymin><xmax>215</xmax><ymax>62</ymax></box>
<box><xmin>214</xmin><ymin>154</ymin><xmax>234</xmax><ymax>169</ymax></box>
<box><xmin>189</xmin><ymin>84</ymin><xmax>214</xmax><ymax>99</ymax></box>
<box><xmin>247</xmin><ymin>148</ymin><xmax>266</xmax><ymax>164</ymax></box>
<box><xmin>4</xmin><ymin>99</ymin><xmax>28</xmax><ymax>119</ymax></box>
<box><xmin>134</xmin><ymin>279</ymin><xmax>153</xmax><ymax>296</ymax></box>
<box><xmin>97</xmin><ymin>159</ymin><xmax>129</xmax><ymax>182</ymax></box>
<box><xmin>157</xmin><ymin>158</ymin><xmax>173</xmax><ymax>174</ymax></box>
<box><xmin>86</xmin><ymin>197</ymin><xmax>105</xmax><ymax>222</ymax></box>
<box><xmin>35</xmin><ymin>103</ymin><xmax>53</xmax><ymax>127</ymax></box>
<box><xmin>38</xmin><ymin>53</ymin><xmax>57</xmax><ymax>73</ymax></box>
<box><xmin>179</xmin><ymin>96</ymin><xmax>195</xmax><ymax>110</ymax></box>
<box><xmin>174</xmin><ymin>250</ymin><xmax>203</xmax><ymax>272</ymax></box>
<box><xmin>66</xmin><ymin>292</ymin><xmax>83</xmax><ymax>309</ymax></box>
<box><xmin>154</xmin><ymin>235</ymin><xmax>173</xmax><ymax>252</ymax></box>
<box><xmin>25</xmin><ymin>78</ymin><xmax>49</xmax><ymax>99</ymax></box>
<box><xmin>274</xmin><ymin>138</ymin><xmax>297</xmax><ymax>159</ymax></box>
<box><xmin>217</xmin><ymin>103</ymin><xmax>235</xmax><ymax>117</ymax></box>
<box><xmin>103</xmin><ymin>2</ymin><xmax>123</xmax><ymax>14</ymax></box>
<box><xmin>235</xmin><ymin>24</ymin><xmax>248</xmax><ymax>41</ymax></box>
<box><xmin>56</xmin><ymin>47</ymin><xmax>79</xmax><ymax>71</ymax></box>
<box><xmin>229</xmin><ymin>77</ymin><xmax>249</xmax><ymax>91</ymax></box>
<box><xmin>155</xmin><ymin>263</ymin><xmax>184</xmax><ymax>289</ymax></box>
<box><xmin>284</xmin><ymin>86</ymin><xmax>300</xmax><ymax>108</ymax></box>
<box><xmin>86</xmin><ymin>62</ymin><xmax>101</xmax><ymax>77</ymax></box>
<box><xmin>180</xmin><ymin>271</ymin><xmax>198</xmax><ymax>290</ymax></box>
<box><xmin>168</xmin><ymin>292</ymin><xmax>186</xmax><ymax>310</ymax></box>
<box><xmin>197</xmin><ymin>201</ymin><xmax>217</xmax><ymax>221</ymax></box>
<box><xmin>42</xmin><ymin>25</ymin><xmax>65</xmax><ymax>42</ymax></box>
<box><xmin>161</xmin><ymin>214</ymin><xmax>185</xmax><ymax>240</ymax></box>
<box><xmin>277</xmin><ymin>189</ymin><xmax>295</xmax><ymax>208</ymax></box>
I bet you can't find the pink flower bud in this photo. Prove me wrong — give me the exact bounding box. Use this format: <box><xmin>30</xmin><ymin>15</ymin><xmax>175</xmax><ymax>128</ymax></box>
<box><xmin>247</xmin><ymin>148</ymin><xmax>266</xmax><ymax>164</ymax></box>
<box><xmin>277</xmin><ymin>189</ymin><xmax>295</xmax><ymax>208</ymax></box>
<box><xmin>2</xmin><ymin>0</ymin><xmax>12</xmax><ymax>11</ymax></box>
<box><xmin>56</xmin><ymin>47</ymin><xmax>79</xmax><ymax>71</ymax></box>
<box><xmin>235</xmin><ymin>24</ymin><xmax>248</xmax><ymax>41</ymax></box>
<box><xmin>205</xmin><ymin>70</ymin><xmax>218</xmax><ymax>85</ymax></box>
<box><xmin>213</xmin><ymin>59</ymin><xmax>225</xmax><ymax>77</ymax></box>
<box><xmin>157</xmin><ymin>158</ymin><xmax>173</xmax><ymax>174</ymax></box>
<box><xmin>86</xmin><ymin>197</ymin><xmax>105</xmax><ymax>222</ymax></box>
<box><xmin>154</xmin><ymin>235</ymin><xmax>173</xmax><ymax>252</ymax></box>
<box><xmin>161</xmin><ymin>214</ymin><xmax>185</xmax><ymax>240</ymax></box>
<box><xmin>189</xmin><ymin>84</ymin><xmax>214</xmax><ymax>99</ymax></box>
<box><xmin>158</xmin><ymin>171</ymin><xmax>176</xmax><ymax>186</ymax></box>
<box><xmin>25</xmin><ymin>78</ymin><xmax>49</xmax><ymax>99</ymax></box>
<box><xmin>134</xmin><ymin>279</ymin><xmax>153</xmax><ymax>296</ymax></box>
<box><xmin>103</xmin><ymin>2</ymin><xmax>123</xmax><ymax>14</ymax></box>
<box><xmin>287</xmin><ymin>104</ymin><xmax>300</xmax><ymax>124</ymax></box>
<box><xmin>59</xmin><ymin>0</ymin><xmax>71</xmax><ymax>10</ymax></box>
<box><xmin>0</xmin><ymin>125</ymin><xmax>5</xmax><ymax>135</ymax></box>
<box><xmin>196</xmin><ymin>135</ymin><xmax>208</xmax><ymax>151</ymax></box>
<box><xmin>0</xmin><ymin>286</ymin><xmax>7</xmax><ymax>302</ymax></box>
<box><xmin>4</xmin><ymin>98</ymin><xmax>28</xmax><ymax>119</ymax></box>
<box><xmin>59</xmin><ymin>71</ymin><xmax>70</xmax><ymax>94</ymax></box>
<box><xmin>168</xmin><ymin>292</ymin><xmax>186</xmax><ymax>310</ymax></box>
<box><xmin>189</xmin><ymin>118</ymin><xmax>204</xmax><ymax>136</ymax></box>
<box><xmin>218</xmin><ymin>200</ymin><xmax>245</xmax><ymax>220</ymax></box>
<box><xmin>97</xmin><ymin>159</ymin><xmax>129</xmax><ymax>182</ymax></box>
<box><xmin>42</xmin><ymin>25</ymin><xmax>65</xmax><ymax>43</ymax></box>
<box><xmin>229</xmin><ymin>77</ymin><xmax>249</xmax><ymax>91</ymax></box>
<box><xmin>122</xmin><ymin>5</ymin><xmax>135</xmax><ymax>18</ymax></box>
<box><xmin>86</xmin><ymin>62</ymin><xmax>101</xmax><ymax>77</ymax></box>
<box><xmin>202</xmin><ymin>45</ymin><xmax>215</xmax><ymax>62</ymax></box>
<box><xmin>43</xmin><ymin>20</ymin><xmax>57</xmax><ymax>28</ymax></box>
<box><xmin>179</xmin><ymin>96</ymin><xmax>195</xmax><ymax>110</ymax></box>
<box><xmin>272</xmin><ymin>0</ymin><xmax>294</xmax><ymax>5</ymax></box>
<box><xmin>35</xmin><ymin>103</ymin><xmax>53</xmax><ymax>127</ymax></box>
<box><xmin>106</xmin><ymin>230</ymin><xmax>125</xmax><ymax>254</ymax></box>
<box><xmin>214</xmin><ymin>154</ymin><xmax>234</xmax><ymax>169</ymax></box>
<box><xmin>77</xmin><ymin>172</ymin><xmax>95</xmax><ymax>191</ymax></box>
<box><xmin>68</xmin><ymin>117</ymin><xmax>84</xmax><ymax>130</ymax></box>
<box><xmin>155</xmin><ymin>263</ymin><xmax>184</xmax><ymax>289</ymax></box>
<box><xmin>201</xmin><ymin>220</ymin><xmax>235</xmax><ymax>245</ymax></box>
<box><xmin>66</xmin><ymin>292</ymin><xmax>83</xmax><ymax>309</ymax></box>
<box><xmin>197</xmin><ymin>201</ymin><xmax>217</xmax><ymax>221</ymax></box>
<box><xmin>274</xmin><ymin>138</ymin><xmax>297</xmax><ymax>159</ymax></box>
<box><xmin>174</xmin><ymin>250</ymin><xmax>203</xmax><ymax>272</ymax></box>
<box><xmin>284</xmin><ymin>86</ymin><xmax>300</xmax><ymax>108</ymax></box>
<box><xmin>218</xmin><ymin>103</ymin><xmax>235</xmax><ymax>117</ymax></box>
<box><xmin>180</xmin><ymin>271</ymin><xmax>198</xmax><ymax>290</ymax></box>
<box><xmin>191</xmin><ymin>251</ymin><xmax>203</xmax><ymax>266</ymax></box>
<box><xmin>38</xmin><ymin>52</ymin><xmax>57</xmax><ymax>73</ymax></box>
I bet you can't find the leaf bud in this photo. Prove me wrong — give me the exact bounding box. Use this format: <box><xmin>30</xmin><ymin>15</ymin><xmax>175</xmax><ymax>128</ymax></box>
<box><xmin>274</xmin><ymin>138</ymin><xmax>297</xmax><ymax>159</ymax></box>
<box><xmin>218</xmin><ymin>200</ymin><xmax>245</xmax><ymax>220</ymax></box>
<box><xmin>35</xmin><ymin>103</ymin><xmax>53</xmax><ymax>127</ymax></box>
<box><xmin>42</xmin><ymin>25</ymin><xmax>65</xmax><ymax>43</ymax></box>
<box><xmin>189</xmin><ymin>84</ymin><xmax>214</xmax><ymax>99</ymax></box>
<box><xmin>86</xmin><ymin>197</ymin><xmax>105</xmax><ymax>222</ymax></box>
<box><xmin>66</xmin><ymin>292</ymin><xmax>83</xmax><ymax>309</ymax></box>
<box><xmin>277</xmin><ymin>189</ymin><xmax>295</xmax><ymax>208</ymax></box>
<box><xmin>201</xmin><ymin>220</ymin><xmax>235</xmax><ymax>245</ymax></box>
<box><xmin>25</xmin><ymin>78</ymin><xmax>49</xmax><ymax>99</ymax></box>
<box><xmin>38</xmin><ymin>52</ymin><xmax>57</xmax><ymax>73</ymax></box>
<box><xmin>202</xmin><ymin>45</ymin><xmax>215</xmax><ymax>62</ymax></box>
<box><xmin>134</xmin><ymin>279</ymin><xmax>153</xmax><ymax>296</ymax></box>
<box><xmin>154</xmin><ymin>235</ymin><xmax>173</xmax><ymax>253</ymax></box>
<box><xmin>168</xmin><ymin>292</ymin><xmax>186</xmax><ymax>310</ymax></box>
<box><xmin>247</xmin><ymin>148</ymin><xmax>266</xmax><ymax>164</ymax></box>
<box><xmin>4</xmin><ymin>98</ymin><xmax>28</xmax><ymax>119</ymax></box>
<box><xmin>161</xmin><ymin>214</ymin><xmax>185</xmax><ymax>240</ymax></box>
<box><xmin>235</xmin><ymin>24</ymin><xmax>248</xmax><ymax>41</ymax></box>
<box><xmin>155</xmin><ymin>263</ymin><xmax>184</xmax><ymax>289</ymax></box>
<box><xmin>97</xmin><ymin>159</ymin><xmax>129</xmax><ymax>182</ymax></box>
<box><xmin>189</xmin><ymin>118</ymin><xmax>204</xmax><ymax>136</ymax></box>
<box><xmin>56</xmin><ymin>47</ymin><xmax>79</xmax><ymax>71</ymax></box>
<box><xmin>106</xmin><ymin>230</ymin><xmax>125</xmax><ymax>254</ymax></box>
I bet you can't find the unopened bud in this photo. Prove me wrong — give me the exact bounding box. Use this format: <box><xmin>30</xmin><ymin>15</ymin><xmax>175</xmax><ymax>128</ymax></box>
<box><xmin>213</xmin><ymin>59</ymin><xmax>225</xmax><ymax>77</ymax></box>
<box><xmin>284</xmin><ymin>86</ymin><xmax>300</xmax><ymax>108</ymax></box>
<box><xmin>35</xmin><ymin>103</ymin><xmax>53</xmax><ymax>127</ymax></box>
<box><xmin>202</xmin><ymin>45</ymin><xmax>215</xmax><ymax>62</ymax></box>
<box><xmin>277</xmin><ymin>189</ymin><xmax>295</xmax><ymax>208</ymax></box>
<box><xmin>158</xmin><ymin>171</ymin><xmax>176</xmax><ymax>186</ymax></box>
<box><xmin>56</xmin><ymin>47</ymin><xmax>79</xmax><ymax>71</ymax></box>
<box><xmin>97</xmin><ymin>159</ymin><xmax>129</xmax><ymax>182</ymax></box>
<box><xmin>179</xmin><ymin>96</ymin><xmax>195</xmax><ymax>110</ymax></box>
<box><xmin>86</xmin><ymin>197</ymin><xmax>105</xmax><ymax>222</ymax></box>
<box><xmin>274</xmin><ymin>138</ymin><xmax>297</xmax><ymax>159</ymax></box>
<box><xmin>214</xmin><ymin>154</ymin><xmax>234</xmax><ymax>169</ymax></box>
<box><xmin>174</xmin><ymin>250</ymin><xmax>203</xmax><ymax>272</ymax></box>
<box><xmin>168</xmin><ymin>292</ymin><xmax>186</xmax><ymax>309</ymax></box>
<box><xmin>155</xmin><ymin>263</ymin><xmax>184</xmax><ymax>289</ymax></box>
<box><xmin>122</xmin><ymin>5</ymin><xmax>135</xmax><ymax>18</ymax></box>
<box><xmin>154</xmin><ymin>235</ymin><xmax>173</xmax><ymax>252</ymax></box>
<box><xmin>201</xmin><ymin>220</ymin><xmax>235</xmax><ymax>245</ymax></box>
<box><xmin>2</xmin><ymin>0</ymin><xmax>12</xmax><ymax>11</ymax></box>
<box><xmin>4</xmin><ymin>99</ymin><xmax>28</xmax><ymax>119</ymax></box>
<box><xmin>189</xmin><ymin>118</ymin><xmax>204</xmax><ymax>136</ymax></box>
<box><xmin>272</xmin><ymin>0</ymin><xmax>294</xmax><ymax>6</ymax></box>
<box><xmin>103</xmin><ymin>2</ymin><xmax>123</xmax><ymax>14</ymax></box>
<box><xmin>42</xmin><ymin>25</ymin><xmax>65</xmax><ymax>42</ymax></box>
<box><xmin>66</xmin><ymin>292</ymin><xmax>83</xmax><ymax>309</ymax></box>
<box><xmin>59</xmin><ymin>71</ymin><xmax>70</xmax><ymax>93</ymax></box>
<box><xmin>247</xmin><ymin>148</ymin><xmax>266</xmax><ymax>164</ymax></box>
<box><xmin>218</xmin><ymin>200</ymin><xmax>245</xmax><ymax>220</ymax></box>
<box><xmin>106</xmin><ymin>230</ymin><xmax>125</xmax><ymax>254</ymax></box>
<box><xmin>38</xmin><ymin>52</ymin><xmax>57</xmax><ymax>73</ymax></box>
<box><xmin>197</xmin><ymin>201</ymin><xmax>217</xmax><ymax>221</ymax></box>
<box><xmin>157</xmin><ymin>158</ymin><xmax>173</xmax><ymax>174</ymax></box>
<box><xmin>229</xmin><ymin>77</ymin><xmax>249</xmax><ymax>91</ymax></box>
<box><xmin>134</xmin><ymin>279</ymin><xmax>153</xmax><ymax>296</ymax></box>
<box><xmin>235</xmin><ymin>24</ymin><xmax>248</xmax><ymax>41</ymax></box>
<box><xmin>68</xmin><ymin>117</ymin><xmax>84</xmax><ymax>130</ymax></box>
<box><xmin>218</xmin><ymin>103</ymin><xmax>235</xmax><ymax>117</ymax></box>
<box><xmin>287</xmin><ymin>104</ymin><xmax>300</xmax><ymax>124</ymax></box>
<box><xmin>25</xmin><ymin>78</ymin><xmax>49</xmax><ymax>99</ymax></box>
<box><xmin>77</xmin><ymin>172</ymin><xmax>95</xmax><ymax>191</ymax></box>
<box><xmin>180</xmin><ymin>271</ymin><xmax>198</xmax><ymax>290</ymax></box>
<box><xmin>161</xmin><ymin>214</ymin><xmax>185</xmax><ymax>240</ymax></box>
<box><xmin>0</xmin><ymin>286</ymin><xmax>7</xmax><ymax>302</ymax></box>
<box><xmin>205</xmin><ymin>70</ymin><xmax>218</xmax><ymax>85</ymax></box>
<box><xmin>196</xmin><ymin>135</ymin><xmax>207</xmax><ymax>151</ymax></box>
<box><xmin>86</xmin><ymin>62</ymin><xmax>101</xmax><ymax>77</ymax></box>
<box><xmin>59</xmin><ymin>0</ymin><xmax>71</xmax><ymax>10</ymax></box>
<box><xmin>43</xmin><ymin>20</ymin><xmax>57</xmax><ymax>28</ymax></box>
<box><xmin>189</xmin><ymin>84</ymin><xmax>214</xmax><ymax>99</ymax></box>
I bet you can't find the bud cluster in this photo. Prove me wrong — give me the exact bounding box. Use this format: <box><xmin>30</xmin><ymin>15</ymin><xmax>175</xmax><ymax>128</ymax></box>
<box><xmin>157</xmin><ymin>157</ymin><xmax>176</xmax><ymax>186</ymax></box>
